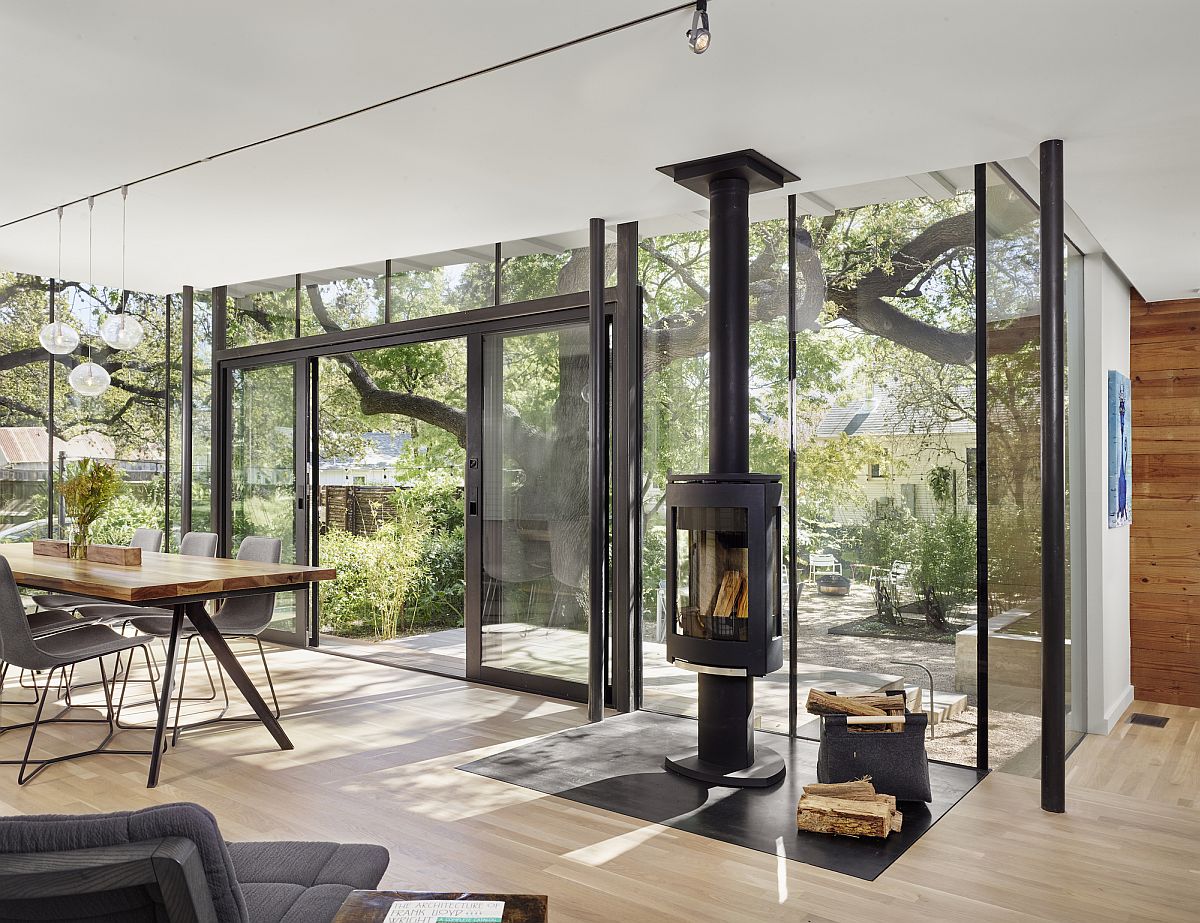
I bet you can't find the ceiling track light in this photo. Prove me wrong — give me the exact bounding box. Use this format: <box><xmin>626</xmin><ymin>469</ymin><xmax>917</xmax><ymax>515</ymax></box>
<box><xmin>687</xmin><ymin>1</ymin><xmax>710</xmax><ymax>54</ymax></box>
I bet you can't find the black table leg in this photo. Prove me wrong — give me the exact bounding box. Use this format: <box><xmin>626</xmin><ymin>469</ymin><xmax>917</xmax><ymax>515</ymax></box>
<box><xmin>185</xmin><ymin>602</ymin><xmax>293</xmax><ymax>752</ymax></box>
<box><xmin>147</xmin><ymin>604</ymin><xmax>185</xmax><ymax>788</ymax></box>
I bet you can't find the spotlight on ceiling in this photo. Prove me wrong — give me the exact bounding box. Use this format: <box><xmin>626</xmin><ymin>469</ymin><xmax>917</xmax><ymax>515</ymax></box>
<box><xmin>687</xmin><ymin>1</ymin><xmax>710</xmax><ymax>54</ymax></box>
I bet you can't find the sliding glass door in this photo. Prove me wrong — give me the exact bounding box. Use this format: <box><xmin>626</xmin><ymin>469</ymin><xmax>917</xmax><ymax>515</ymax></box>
<box><xmin>469</xmin><ymin>322</ymin><xmax>591</xmax><ymax>701</ymax></box>
<box><xmin>226</xmin><ymin>359</ymin><xmax>309</xmax><ymax>646</ymax></box>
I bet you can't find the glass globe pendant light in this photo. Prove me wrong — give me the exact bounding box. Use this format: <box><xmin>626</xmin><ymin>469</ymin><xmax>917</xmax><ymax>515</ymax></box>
<box><xmin>39</xmin><ymin>319</ymin><xmax>79</xmax><ymax>355</ymax></box>
<box><xmin>100</xmin><ymin>186</ymin><xmax>143</xmax><ymax>350</ymax></box>
<box><xmin>100</xmin><ymin>302</ymin><xmax>144</xmax><ymax>350</ymax></box>
<box><xmin>38</xmin><ymin>207</ymin><xmax>81</xmax><ymax>355</ymax></box>
<box><xmin>68</xmin><ymin>356</ymin><xmax>111</xmax><ymax>397</ymax></box>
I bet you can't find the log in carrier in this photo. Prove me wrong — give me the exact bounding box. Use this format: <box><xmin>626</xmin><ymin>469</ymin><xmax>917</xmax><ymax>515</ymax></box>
<box><xmin>796</xmin><ymin>779</ymin><xmax>903</xmax><ymax>838</ymax></box>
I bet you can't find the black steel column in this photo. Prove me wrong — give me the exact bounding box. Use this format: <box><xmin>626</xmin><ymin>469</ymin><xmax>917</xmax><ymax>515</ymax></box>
<box><xmin>180</xmin><ymin>286</ymin><xmax>194</xmax><ymax>534</ymax></box>
<box><xmin>612</xmin><ymin>221</ymin><xmax>640</xmax><ymax>713</ymax></box>
<box><xmin>973</xmin><ymin>165</ymin><xmax>990</xmax><ymax>773</ymax></box>
<box><xmin>211</xmin><ymin>286</ymin><xmax>228</xmax><ymax>553</ymax></box>
<box><xmin>787</xmin><ymin>195</ymin><xmax>799</xmax><ymax>737</ymax></box>
<box><xmin>708</xmin><ymin>176</ymin><xmax>750</xmax><ymax>474</ymax></box>
<box><xmin>587</xmin><ymin>217</ymin><xmax>608</xmax><ymax>723</ymax></box>
<box><xmin>1040</xmin><ymin>139</ymin><xmax>1066</xmax><ymax>813</ymax></box>
<box><xmin>46</xmin><ymin>278</ymin><xmax>56</xmax><ymax>538</ymax></box>
<box><xmin>164</xmin><ymin>293</ymin><xmax>173</xmax><ymax>545</ymax></box>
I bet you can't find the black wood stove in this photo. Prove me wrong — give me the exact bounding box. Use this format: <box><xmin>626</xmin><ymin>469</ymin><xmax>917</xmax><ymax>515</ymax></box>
<box><xmin>657</xmin><ymin>150</ymin><xmax>797</xmax><ymax>787</ymax></box>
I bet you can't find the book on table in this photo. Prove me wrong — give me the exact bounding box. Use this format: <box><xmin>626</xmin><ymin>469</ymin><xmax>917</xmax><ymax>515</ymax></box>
<box><xmin>382</xmin><ymin>900</ymin><xmax>505</xmax><ymax>923</ymax></box>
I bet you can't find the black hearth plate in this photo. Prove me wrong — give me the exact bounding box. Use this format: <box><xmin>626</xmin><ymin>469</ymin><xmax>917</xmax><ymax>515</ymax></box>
<box><xmin>459</xmin><ymin>710</ymin><xmax>985</xmax><ymax>881</ymax></box>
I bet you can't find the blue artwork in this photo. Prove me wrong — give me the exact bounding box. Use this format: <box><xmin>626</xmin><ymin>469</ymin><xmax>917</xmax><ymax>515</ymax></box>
<box><xmin>1108</xmin><ymin>370</ymin><xmax>1132</xmax><ymax>528</ymax></box>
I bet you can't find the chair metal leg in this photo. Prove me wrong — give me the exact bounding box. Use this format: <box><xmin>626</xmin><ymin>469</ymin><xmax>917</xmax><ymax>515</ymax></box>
<box><xmin>116</xmin><ymin>645</ymin><xmax>162</xmax><ymax>737</ymax></box>
<box><xmin>9</xmin><ymin>653</ymin><xmax>155</xmax><ymax>784</ymax></box>
<box><xmin>0</xmin><ymin>662</ymin><xmax>39</xmax><ymax>706</ymax></box>
<box><xmin>169</xmin><ymin>636</ymin><xmax>280</xmax><ymax>742</ymax></box>
<box><xmin>15</xmin><ymin>666</ymin><xmax>58</xmax><ymax>784</ymax></box>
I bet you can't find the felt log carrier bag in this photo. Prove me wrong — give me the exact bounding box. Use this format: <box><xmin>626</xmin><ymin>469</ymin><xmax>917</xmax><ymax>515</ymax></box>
<box><xmin>817</xmin><ymin>712</ymin><xmax>933</xmax><ymax>802</ymax></box>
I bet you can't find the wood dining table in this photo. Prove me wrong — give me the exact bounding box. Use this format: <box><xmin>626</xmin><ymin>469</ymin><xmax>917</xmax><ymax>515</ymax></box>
<box><xmin>0</xmin><ymin>543</ymin><xmax>335</xmax><ymax>788</ymax></box>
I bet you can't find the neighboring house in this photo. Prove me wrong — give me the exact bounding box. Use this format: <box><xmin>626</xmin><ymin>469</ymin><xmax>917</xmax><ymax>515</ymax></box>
<box><xmin>0</xmin><ymin>427</ymin><xmax>117</xmax><ymax>471</ymax></box>
<box><xmin>319</xmin><ymin>432</ymin><xmax>412</xmax><ymax>486</ymax></box>
<box><xmin>0</xmin><ymin>427</ymin><xmax>120</xmax><ymax>527</ymax></box>
<box><xmin>814</xmin><ymin>396</ymin><xmax>975</xmax><ymax>522</ymax></box>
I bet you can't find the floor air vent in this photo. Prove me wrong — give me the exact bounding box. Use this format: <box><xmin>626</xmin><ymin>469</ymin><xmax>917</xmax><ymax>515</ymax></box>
<box><xmin>1128</xmin><ymin>713</ymin><xmax>1169</xmax><ymax>728</ymax></box>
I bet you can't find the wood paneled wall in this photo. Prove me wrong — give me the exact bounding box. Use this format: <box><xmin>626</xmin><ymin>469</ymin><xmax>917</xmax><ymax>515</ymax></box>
<box><xmin>1130</xmin><ymin>294</ymin><xmax>1200</xmax><ymax>706</ymax></box>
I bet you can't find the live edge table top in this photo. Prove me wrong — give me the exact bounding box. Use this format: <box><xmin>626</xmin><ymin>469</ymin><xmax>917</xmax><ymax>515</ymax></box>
<box><xmin>0</xmin><ymin>543</ymin><xmax>336</xmax><ymax>605</ymax></box>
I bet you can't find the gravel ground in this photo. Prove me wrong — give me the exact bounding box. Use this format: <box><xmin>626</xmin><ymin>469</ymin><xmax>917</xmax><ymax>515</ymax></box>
<box><xmin>792</xmin><ymin>583</ymin><xmax>1041</xmax><ymax>770</ymax></box>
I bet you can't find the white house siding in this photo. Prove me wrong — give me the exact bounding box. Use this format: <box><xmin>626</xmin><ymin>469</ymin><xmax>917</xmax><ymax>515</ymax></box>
<box><xmin>825</xmin><ymin>433</ymin><xmax>976</xmax><ymax>524</ymax></box>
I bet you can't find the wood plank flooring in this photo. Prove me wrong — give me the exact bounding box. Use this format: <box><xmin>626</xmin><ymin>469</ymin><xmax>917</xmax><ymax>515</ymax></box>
<box><xmin>1</xmin><ymin>647</ymin><xmax>1196</xmax><ymax>922</ymax></box>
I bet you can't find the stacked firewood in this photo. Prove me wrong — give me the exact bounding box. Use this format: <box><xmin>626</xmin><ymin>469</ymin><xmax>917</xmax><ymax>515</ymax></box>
<box><xmin>795</xmin><ymin>779</ymin><xmax>903</xmax><ymax>838</ymax></box>
<box><xmin>805</xmin><ymin>688</ymin><xmax>905</xmax><ymax>732</ymax></box>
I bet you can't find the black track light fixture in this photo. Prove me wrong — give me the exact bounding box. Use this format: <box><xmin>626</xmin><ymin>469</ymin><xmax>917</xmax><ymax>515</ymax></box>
<box><xmin>687</xmin><ymin>1</ymin><xmax>711</xmax><ymax>54</ymax></box>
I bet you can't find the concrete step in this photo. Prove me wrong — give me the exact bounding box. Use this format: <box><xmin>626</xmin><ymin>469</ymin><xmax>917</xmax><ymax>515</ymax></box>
<box><xmin>904</xmin><ymin>685</ymin><xmax>969</xmax><ymax>724</ymax></box>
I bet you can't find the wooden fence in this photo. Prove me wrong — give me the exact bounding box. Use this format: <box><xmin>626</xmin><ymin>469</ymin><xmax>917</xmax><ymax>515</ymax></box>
<box><xmin>320</xmin><ymin>485</ymin><xmax>401</xmax><ymax>535</ymax></box>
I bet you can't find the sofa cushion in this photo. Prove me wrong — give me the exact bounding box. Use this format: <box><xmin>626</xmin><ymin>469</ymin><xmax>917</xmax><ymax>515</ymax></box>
<box><xmin>228</xmin><ymin>840</ymin><xmax>389</xmax><ymax>889</ymax></box>
<box><xmin>240</xmin><ymin>882</ymin><xmax>361</xmax><ymax>923</ymax></box>
<box><xmin>229</xmin><ymin>841</ymin><xmax>388</xmax><ymax>923</ymax></box>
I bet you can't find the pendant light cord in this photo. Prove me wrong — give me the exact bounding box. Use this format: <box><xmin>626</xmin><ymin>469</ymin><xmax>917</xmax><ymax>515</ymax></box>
<box><xmin>120</xmin><ymin>185</ymin><xmax>128</xmax><ymax>311</ymax></box>
<box><xmin>88</xmin><ymin>196</ymin><xmax>94</xmax><ymax>290</ymax></box>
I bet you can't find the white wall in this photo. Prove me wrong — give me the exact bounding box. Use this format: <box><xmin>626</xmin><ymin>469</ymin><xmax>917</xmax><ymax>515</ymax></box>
<box><xmin>1082</xmin><ymin>253</ymin><xmax>1134</xmax><ymax>733</ymax></box>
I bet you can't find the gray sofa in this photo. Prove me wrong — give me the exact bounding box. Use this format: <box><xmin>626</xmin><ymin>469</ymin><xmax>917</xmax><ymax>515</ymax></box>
<box><xmin>0</xmin><ymin>802</ymin><xmax>389</xmax><ymax>922</ymax></box>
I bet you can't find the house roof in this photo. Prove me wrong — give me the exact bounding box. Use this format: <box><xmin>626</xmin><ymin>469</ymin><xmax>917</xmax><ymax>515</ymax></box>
<box><xmin>0</xmin><ymin>427</ymin><xmax>117</xmax><ymax>466</ymax></box>
<box><xmin>814</xmin><ymin>397</ymin><xmax>974</xmax><ymax>438</ymax></box>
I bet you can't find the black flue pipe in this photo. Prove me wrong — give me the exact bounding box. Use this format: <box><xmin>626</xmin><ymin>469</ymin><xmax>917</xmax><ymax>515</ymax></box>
<box><xmin>708</xmin><ymin>176</ymin><xmax>751</xmax><ymax>475</ymax></box>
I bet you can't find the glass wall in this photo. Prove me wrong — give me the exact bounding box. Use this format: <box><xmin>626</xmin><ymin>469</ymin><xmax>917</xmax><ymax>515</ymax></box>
<box><xmin>315</xmin><ymin>340</ymin><xmax>468</xmax><ymax>677</ymax></box>
<box><xmin>49</xmin><ymin>284</ymin><xmax>170</xmax><ymax>546</ymax></box>
<box><xmin>982</xmin><ymin>164</ymin><xmax>1086</xmax><ymax>773</ymax></box>
<box><xmin>639</xmin><ymin>186</ymin><xmax>983</xmax><ymax>764</ymax></box>
<box><xmin>227</xmin><ymin>278</ymin><xmax>297</xmax><ymax>348</ymax></box>
<box><xmin>0</xmin><ymin>274</ymin><xmax>51</xmax><ymax>542</ymax></box>
<box><xmin>300</xmin><ymin>264</ymin><xmax>386</xmax><ymax>334</ymax></box>
<box><xmin>190</xmin><ymin>289</ymin><xmax>214</xmax><ymax>533</ymax></box>
<box><xmin>390</xmin><ymin>252</ymin><xmax>494</xmax><ymax>320</ymax></box>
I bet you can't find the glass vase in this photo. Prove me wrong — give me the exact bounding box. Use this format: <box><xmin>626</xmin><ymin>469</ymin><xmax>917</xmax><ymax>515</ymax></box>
<box><xmin>69</xmin><ymin>526</ymin><xmax>89</xmax><ymax>560</ymax></box>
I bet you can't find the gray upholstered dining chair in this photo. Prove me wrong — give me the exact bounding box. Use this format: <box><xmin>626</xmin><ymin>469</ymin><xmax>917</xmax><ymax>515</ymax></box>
<box><xmin>31</xmin><ymin>527</ymin><xmax>166</xmax><ymax>613</ymax></box>
<box><xmin>0</xmin><ymin>802</ymin><xmax>390</xmax><ymax>923</ymax></box>
<box><xmin>0</xmin><ymin>557</ymin><xmax>158</xmax><ymax>783</ymax></box>
<box><xmin>124</xmin><ymin>536</ymin><xmax>284</xmax><ymax>743</ymax></box>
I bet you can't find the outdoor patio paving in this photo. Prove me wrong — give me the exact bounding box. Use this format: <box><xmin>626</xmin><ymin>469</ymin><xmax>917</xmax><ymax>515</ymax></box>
<box><xmin>321</xmin><ymin>581</ymin><xmax>1042</xmax><ymax>769</ymax></box>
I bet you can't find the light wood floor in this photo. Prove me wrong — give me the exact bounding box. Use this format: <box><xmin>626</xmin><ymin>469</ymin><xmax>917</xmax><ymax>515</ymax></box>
<box><xmin>1</xmin><ymin>647</ymin><xmax>1196</xmax><ymax>922</ymax></box>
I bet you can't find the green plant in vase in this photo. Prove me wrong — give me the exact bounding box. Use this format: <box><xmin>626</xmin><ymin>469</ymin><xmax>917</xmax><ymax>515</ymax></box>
<box><xmin>60</xmin><ymin>459</ymin><xmax>123</xmax><ymax>559</ymax></box>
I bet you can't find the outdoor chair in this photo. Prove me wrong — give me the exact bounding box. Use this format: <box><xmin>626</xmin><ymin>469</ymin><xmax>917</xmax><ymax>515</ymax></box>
<box><xmin>0</xmin><ymin>801</ymin><xmax>390</xmax><ymax>923</ymax></box>
<box><xmin>0</xmin><ymin>557</ymin><xmax>157</xmax><ymax>784</ymax></box>
<box><xmin>546</xmin><ymin>519</ymin><xmax>588</xmax><ymax>630</ymax></box>
<box><xmin>482</xmin><ymin>519</ymin><xmax>551</xmax><ymax>627</ymax></box>
<box><xmin>122</xmin><ymin>536</ymin><xmax>284</xmax><ymax>744</ymax></box>
<box><xmin>31</xmin><ymin>527</ymin><xmax>165</xmax><ymax>612</ymax></box>
<box><xmin>872</xmin><ymin>560</ymin><xmax>915</xmax><ymax>620</ymax></box>
<box><xmin>808</xmin><ymin>552</ymin><xmax>842</xmax><ymax>583</ymax></box>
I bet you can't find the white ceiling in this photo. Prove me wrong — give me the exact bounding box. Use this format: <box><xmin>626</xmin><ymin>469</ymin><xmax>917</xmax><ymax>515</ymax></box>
<box><xmin>1</xmin><ymin>1</ymin><xmax>1197</xmax><ymax>300</ymax></box>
